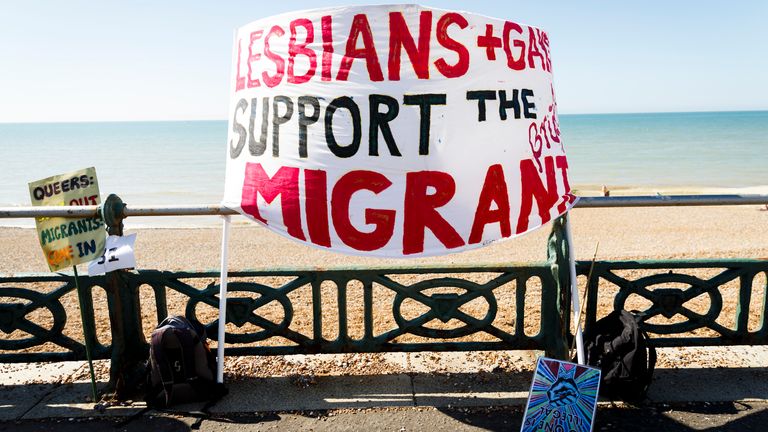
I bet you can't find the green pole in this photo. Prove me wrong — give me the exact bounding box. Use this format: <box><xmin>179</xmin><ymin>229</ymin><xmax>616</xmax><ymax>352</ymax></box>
<box><xmin>72</xmin><ymin>265</ymin><xmax>98</xmax><ymax>402</ymax></box>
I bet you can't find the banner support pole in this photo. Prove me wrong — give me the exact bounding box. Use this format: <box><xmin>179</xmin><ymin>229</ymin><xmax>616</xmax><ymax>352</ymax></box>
<box><xmin>72</xmin><ymin>265</ymin><xmax>98</xmax><ymax>401</ymax></box>
<box><xmin>216</xmin><ymin>215</ymin><xmax>231</xmax><ymax>384</ymax></box>
<box><xmin>564</xmin><ymin>214</ymin><xmax>585</xmax><ymax>364</ymax></box>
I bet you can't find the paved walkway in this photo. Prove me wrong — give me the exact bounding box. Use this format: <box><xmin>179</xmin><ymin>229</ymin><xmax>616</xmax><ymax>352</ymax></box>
<box><xmin>3</xmin><ymin>402</ymin><xmax>768</xmax><ymax>431</ymax></box>
<box><xmin>1</xmin><ymin>347</ymin><xmax>767</xmax><ymax>430</ymax></box>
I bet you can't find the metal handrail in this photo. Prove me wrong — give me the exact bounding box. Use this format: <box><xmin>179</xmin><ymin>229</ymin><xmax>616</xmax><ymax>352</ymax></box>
<box><xmin>1</xmin><ymin>194</ymin><xmax>767</xmax><ymax>218</ymax></box>
<box><xmin>576</xmin><ymin>194</ymin><xmax>768</xmax><ymax>207</ymax></box>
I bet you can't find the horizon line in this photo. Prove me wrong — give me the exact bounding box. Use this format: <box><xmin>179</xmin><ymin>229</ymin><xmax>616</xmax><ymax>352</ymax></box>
<box><xmin>1</xmin><ymin>108</ymin><xmax>766</xmax><ymax>125</ymax></box>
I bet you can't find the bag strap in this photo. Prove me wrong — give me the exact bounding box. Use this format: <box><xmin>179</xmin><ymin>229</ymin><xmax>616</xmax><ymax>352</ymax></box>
<box><xmin>151</xmin><ymin>324</ymin><xmax>201</xmax><ymax>398</ymax></box>
<box><xmin>171</xmin><ymin>326</ymin><xmax>200</xmax><ymax>383</ymax></box>
<box><xmin>633</xmin><ymin>310</ymin><xmax>656</xmax><ymax>397</ymax></box>
<box><xmin>601</xmin><ymin>311</ymin><xmax>634</xmax><ymax>358</ymax></box>
<box><xmin>169</xmin><ymin>317</ymin><xmax>205</xmax><ymax>381</ymax></box>
<box><xmin>147</xmin><ymin>383</ymin><xmax>229</xmax><ymax>430</ymax></box>
<box><xmin>631</xmin><ymin>311</ymin><xmax>656</xmax><ymax>363</ymax></box>
<box><xmin>114</xmin><ymin>406</ymin><xmax>152</xmax><ymax>428</ymax></box>
<box><xmin>190</xmin><ymin>385</ymin><xmax>229</xmax><ymax>430</ymax></box>
<box><xmin>641</xmin><ymin>328</ymin><xmax>657</xmax><ymax>392</ymax></box>
<box><xmin>151</xmin><ymin>326</ymin><xmax>176</xmax><ymax>406</ymax></box>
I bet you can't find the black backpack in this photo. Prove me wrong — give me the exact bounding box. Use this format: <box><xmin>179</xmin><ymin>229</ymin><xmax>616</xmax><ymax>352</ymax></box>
<box><xmin>145</xmin><ymin>316</ymin><xmax>227</xmax><ymax>408</ymax></box>
<box><xmin>582</xmin><ymin>310</ymin><xmax>657</xmax><ymax>402</ymax></box>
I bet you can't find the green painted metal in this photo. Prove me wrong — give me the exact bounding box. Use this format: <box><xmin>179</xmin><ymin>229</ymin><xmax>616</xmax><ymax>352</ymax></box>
<box><xmin>3</xmin><ymin>259</ymin><xmax>766</xmax><ymax>362</ymax></box>
<box><xmin>2</xmin><ymin>217</ymin><xmax>767</xmax><ymax>365</ymax></box>
<box><xmin>0</xmin><ymin>273</ymin><xmax>111</xmax><ymax>362</ymax></box>
<box><xmin>545</xmin><ymin>214</ymin><xmax>572</xmax><ymax>359</ymax></box>
<box><xmin>100</xmin><ymin>196</ymin><xmax>148</xmax><ymax>398</ymax></box>
<box><xmin>99</xmin><ymin>194</ymin><xmax>126</xmax><ymax>232</ymax></box>
<box><xmin>0</xmin><ymin>264</ymin><xmax>563</xmax><ymax>362</ymax></box>
<box><xmin>579</xmin><ymin>259</ymin><xmax>768</xmax><ymax>347</ymax></box>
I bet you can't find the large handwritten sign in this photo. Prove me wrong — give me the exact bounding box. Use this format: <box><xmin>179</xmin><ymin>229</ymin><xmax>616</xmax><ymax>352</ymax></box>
<box><xmin>222</xmin><ymin>5</ymin><xmax>575</xmax><ymax>257</ymax></box>
<box><xmin>29</xmin><ymin>167</ymin><xmax>105</xmax><ymax>271</ymax></box>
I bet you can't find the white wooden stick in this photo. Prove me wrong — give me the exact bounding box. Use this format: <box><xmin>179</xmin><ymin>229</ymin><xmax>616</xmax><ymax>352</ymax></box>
<box><xmin>564</xmin><ymin>214</ymin><xmax>585</xmax><ymax>364</ymax></box>
<box><xmin>217</xmin><ymin>215</ymin><xmax>231</xmax><ymax>383</ymax></box>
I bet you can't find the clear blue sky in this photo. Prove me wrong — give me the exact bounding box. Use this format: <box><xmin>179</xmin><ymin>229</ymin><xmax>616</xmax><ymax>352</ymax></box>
<box><xmin>2</xmin><ymin>1</ymin><xmax>766</xmax><ymax>122</ymax></box>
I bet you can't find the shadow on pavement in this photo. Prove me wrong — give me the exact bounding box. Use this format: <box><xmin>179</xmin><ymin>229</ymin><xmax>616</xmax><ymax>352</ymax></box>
<box><xmin>595</xmin><ymin>401</ymin><xmax>768</xmax><ymax>432</ymax></box>
<box><xmin>212</xmin><ymin>369</ymin><xmax>533</xmax><ymax>413</ymax></box>
<box><xmin>435</xmin><ymin>406</ymin><xmax>524</xmax><ymax>431</ymax></box>
<box><xmin>437</xmin><ymin>401</ymin><xmax>768</xmax><ymax>432</ymax></box>
<box><xmin>648</xmin><ymin>367</ymin><xmax>768</xmax><ymax>403</ymax></box>
<box><xmin>2</xmin><ymin>366</ymin><xmax>767</xmax><ymax>431</ymax></box>
<box><xmin>0</xmin><ymin>416</ymin><xmax>190</xmax><ymax>432</ymax></box>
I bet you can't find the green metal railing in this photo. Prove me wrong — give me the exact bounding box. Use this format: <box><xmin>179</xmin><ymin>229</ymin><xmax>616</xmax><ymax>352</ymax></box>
<box><xmin>579</xmin><ymin>259</ymin><xmax>768</xmax><ymax>347</ymax></box>
<box><xmin>0</xmin><ymin>272</ymin><xmax>104</xmax><ymax>362</ymax></box>
<box><xmin>0</xmin><ymin>261</ymin><xmax>570</xmax><ymax>363</ymax></box>
<box><xmin>1</xmin><ymin>194</ymin><xmax>767</xmax><ymax>396</ymax></box>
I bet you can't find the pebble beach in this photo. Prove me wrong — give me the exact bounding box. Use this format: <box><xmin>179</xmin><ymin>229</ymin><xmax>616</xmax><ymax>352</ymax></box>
<box><xmin>2</xmin><ymin>205</ymin><xmax>767</xmax><ymax>273</ymax></box>
<box><xmin>1</xmin><ymin>203</ymin><xmax>766</xmax><ymax>381</ymax></box>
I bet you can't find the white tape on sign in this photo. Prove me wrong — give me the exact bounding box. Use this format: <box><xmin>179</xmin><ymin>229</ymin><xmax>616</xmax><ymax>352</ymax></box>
<box><xmin>87</xmin><ymin>234</ymin><xmax>137</xmax><ymax>276</ymax></box>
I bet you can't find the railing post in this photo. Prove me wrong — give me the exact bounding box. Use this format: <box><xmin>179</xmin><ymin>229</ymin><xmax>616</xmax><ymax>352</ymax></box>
<box><xmin>101</xmin><ymin>194</ymin><xmax>148</xmax><ymax>398</ymax></box>
<box><xmin>544</xmin><ymin>215</ymin><xmax>572</xmax><ymax>359</ymax></box>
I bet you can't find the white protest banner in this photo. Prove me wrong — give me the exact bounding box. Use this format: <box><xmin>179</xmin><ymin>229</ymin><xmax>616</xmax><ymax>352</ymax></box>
<box><xmin>222</xmin><ymin>5</ymin><xmax>575</xmax><ymax>257</ymax></box>
<box><xmin>87</xmin><ymin>234</ymin><xmax>137</xmax><ymax>276</ymax></box>
<box><xmin>29</xmin><ymin>167</ymin><xmax>106</xmax><ymax>271</ymax></box>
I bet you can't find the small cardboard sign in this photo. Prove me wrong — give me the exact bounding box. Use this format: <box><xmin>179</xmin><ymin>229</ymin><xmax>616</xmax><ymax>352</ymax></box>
<box><xmin>28</xmin><ymin>167</ymin><xmax>106</xmax><ymax>271</ymax></box>
<box><xmin>521</xmin><ymin>357</ymin><xmax>601</xmax><ymax>432</ymax></box>
<box><xmin>87</xmin><ymin>234</ymin><xmax>137</xmax><ymax>276</ymax></box>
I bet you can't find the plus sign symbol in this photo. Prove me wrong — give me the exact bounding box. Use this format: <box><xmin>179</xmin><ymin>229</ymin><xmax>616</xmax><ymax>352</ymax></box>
<box><xmin>476</xmin><ymin>24</ymin><xmax>502</xmax><ymax>61</ymax></box>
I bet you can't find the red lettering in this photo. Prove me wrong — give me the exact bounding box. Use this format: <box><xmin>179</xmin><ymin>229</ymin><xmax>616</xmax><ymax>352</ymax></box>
<box><xmin>305</xmin><ymin>169</ymin><xmax>331</xmax><ymax>247</ymax></box>
<box><xmin>516</xmin><ymin>156</ymin><xmax>559</xmax><ymax>233</ymax></box>
<box><xmin>555</xmin><ymin>156</ymin><xmax>575</xmax><ymax>213</ymax></box>
<box><xmin>503</xmin><ymin>22</ymin><xmax>526</xmax><ymax>71</ymax></box>
<box><xmin>549</xmin><ymin>85</ymin><xmax>562</xmax><ymax>144</ymax></box>
<box><xmin>247</xmin><ymin>30</ymin><xmax>263</xmax><ymax>88</ymax></box>
<box><xmin>235</xmin><ymin>38</ymin><xmax>246</xmax><ymax>91</ymax></box>
<box><xmin>538</xmin><ymin>29</ymin><xmax>552</xmax><ymax>72</ymax></box>
<box><xmin>241</xmin><ymin>163</ymin><xmax>305</xmax><ymax>240</ymax></box>
<box><xmin>434</xmin><ymin>12</ymin><xmax>469</xmax><ymax>78</ymax></box>
<box><xmin>331</xmin><ymin>170</ymin><xmax>395</xmax><ymax>251</ymax></box>
<box><xmin>540</xmin><ymin>117</ymin><xmax>551</xmax><ymax>149</ymax></box>
<box><xmin>321</xmin><ymin>15</ymin><xmax>334</xmax><ymax>81</ymax></box>
<box><xmin>68</xmin><ymin>195</ymin><xmax>97</xmax><ymax>206</ymax></box>
<box><xmin>47</xmin><ymin>246</ymin><xmax>73</xmax><ymax>266</ymax></box>
<box><xmin>288</xmin><ymin>19</ymin><xmax>317</xmax><ymax>84</ymax></box>
<box><xmin>469</xmin><ymin>164</ymin><xmax>511</xmax><ymax>244</ymax></box>
<box><xmin>547</xmin><ymin>111</ymin><xmax>561</xmax><ymax>145</ymax></box>
<box><xmin>526</xmin><ymin>26</ymin><xmax>546</xmax><ymax>70</ymax></box>
<box><xmin>262</xmin><ymin>25</ymin><xmax>286</xmax><ymax>88</ymax></box>
<box><xmin>337</xmin><ymin>14</ymin><xmax>384</xmax><ymax>82</ymax></box>
<box><xmin>403</xmin><ymin>171</ymin><xmax>464</xmax><ymax>255</ymax></box>
<box><xmin>388</xmin><ymin>11</ymin><xmax>431</xmax><ymax>80</ymax></box>
<box><xmin>529</xmin><ymin>123</ymin><xmax>544</xmax><ymax>171</ymax></box>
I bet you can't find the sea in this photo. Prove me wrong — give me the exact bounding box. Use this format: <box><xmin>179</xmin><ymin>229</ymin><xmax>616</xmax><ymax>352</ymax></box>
<box><xmin>1</xmin><ymin>110</ymin><xmax>766</xmax><ymax>227</ymax></box>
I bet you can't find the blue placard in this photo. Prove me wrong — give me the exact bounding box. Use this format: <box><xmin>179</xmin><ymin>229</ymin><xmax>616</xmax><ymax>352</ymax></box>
<box><xmin>521</xmin><ymin>357</ymin><xmax>601</xmax><ymax>432</ymax></box>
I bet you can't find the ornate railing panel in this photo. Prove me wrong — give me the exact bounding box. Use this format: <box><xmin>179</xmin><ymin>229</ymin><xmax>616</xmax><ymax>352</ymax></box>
<box><xmin>143</xmin><ymin>265</ymin><xmax>564</xmax><ymax>357</ymax></box>
<box><xmin>152</xmin><ymin>265</ymin><xmax>558</xmax><ymax>355</ymax></box>
<box><xmin>0</xmin><ymin>273</ymin><xmax>109</xmax><ymax>362</ymax></box>
<box><xmin>579</xmin><ymin>260</ymin><xmax>768</xmax><ymax>347</ymax></box>
<box><xmin>0</xmin><ymin>265</ymin><xmax>567</xmax><ymax>363</ymax></box>
<box><xmin>2</xmin><ymin>259</ymin><xmax>766</xmax><ymax>363</ymax></box>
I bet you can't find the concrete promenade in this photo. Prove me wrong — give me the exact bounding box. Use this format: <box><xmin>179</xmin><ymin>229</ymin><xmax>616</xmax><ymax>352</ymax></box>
<box><xmin>1</xmin><ymin>347</ymin><xmax>767</xmax><ymax>431</ymax></box>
